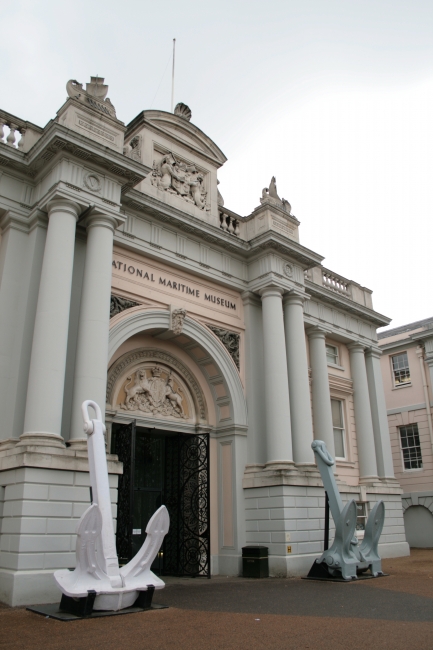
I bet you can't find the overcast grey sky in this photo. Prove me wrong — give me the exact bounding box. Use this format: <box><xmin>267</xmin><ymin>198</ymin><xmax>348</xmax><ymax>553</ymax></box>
<box><xmin>2</xmin><ymin>0</ymin><xmax>432</xmax><ymax>330</ymax></box>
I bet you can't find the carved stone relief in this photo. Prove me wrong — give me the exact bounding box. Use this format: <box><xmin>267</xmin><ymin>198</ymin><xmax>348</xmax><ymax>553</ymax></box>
<box><xmin>170</xmin><ymin>307</ymin><xmax>187</xmax><ymax>335</ymax></box>
<box><xmin>107</xmin><ymin>349</ymin><xmax>207</xmax><ymax>421</ymax></box>
<box><xmin>149</xmin><ymin>151</ymin><xmax>210</xmax><ymax>211</ymax></box>
<box><xmin>120</xmin><ymin>365</ymin><xmax>187</xmax><ymax>419</ymax></box>
<box><xmin>66</xmin><ymin>77</ymin><xmax>117</xmax><ymax>118</ymax></box>
<box><xmin>83</xmin><ymin>171</ymin><xmax>102</xmax><ymax>193</ymax></box>
<box><xmin>123</xmin><ymin>135</ymin><xmax>142</xmax><ymax>162</ymax></box>
<box><xmin>110</xmin><ymin>294</ymin><xmax>140</xmax><ymax>318</ymax></box>
<box><xmin>207</xmin><ymin>325</ymin><xmax>240</xmax><ymax>370</ymax></box>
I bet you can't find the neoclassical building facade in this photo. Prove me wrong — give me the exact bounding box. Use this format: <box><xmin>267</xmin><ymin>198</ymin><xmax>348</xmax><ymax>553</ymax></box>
<box><xmin>0</xmin><ymin>77</ymin><xmax>408</xmax><ymax>606</ymax></box>
<box><xmin>378</xmin><ymin>317</ymin><xmax>433</xmax><ymax>547</ymax></box>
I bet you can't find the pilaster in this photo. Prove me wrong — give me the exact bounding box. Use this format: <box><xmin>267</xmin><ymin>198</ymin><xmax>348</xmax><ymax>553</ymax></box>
<box><xmin>0</xmin><ymin>211</ymin><xmax>47</xmax><ymax>442</ymax></box>
<box><xmin>241</xmin><ymin>291</ymin><xmax>266</xmax><ymax>467</ymax></box>
<box><xmin>365</xmin><ymin>347</ymin><xmax>395</xmax><ymax>480</ymax></box>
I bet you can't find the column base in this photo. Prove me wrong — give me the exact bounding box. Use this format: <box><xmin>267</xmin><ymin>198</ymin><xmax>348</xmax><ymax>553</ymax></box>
<box><xmin>265</xmin><ymin>460</ymin><xmax>296</xmax><ymax>471</ymax></box>
<box><xmin>16</xmin><ymin>432</ymin><xmax>65</xmax><ymax>448</ymax></box>
<box><xmin>67</xmin><ymin>438</ymin><xmax>89</xmax><ymax>452</ymax></box>
<box><xmin>359</xmin><ymin>475</ymin><xmax>382</xmax><ymax>487</ymax></box>
<box><xmin>0</xmin><ymin>439</ymin><xmax>19</xmax><ymax>451</ymax></box>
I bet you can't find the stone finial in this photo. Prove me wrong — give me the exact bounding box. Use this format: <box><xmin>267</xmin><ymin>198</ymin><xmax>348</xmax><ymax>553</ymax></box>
<box><xmin>174</xmin><ymin>102</ymin><xmax>192</xmax><ymax>121</ymax></box>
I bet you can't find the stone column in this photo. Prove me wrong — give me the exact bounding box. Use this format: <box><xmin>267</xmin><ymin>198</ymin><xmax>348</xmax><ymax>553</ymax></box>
<box><xmin>260</xmin><ymin>287</ymin><xmax>293</xmax><ymax>467</ymax></box>
<box><xmin>69</xmin><ymin>212</ymin><xmax>117</xmax><ymax>448</ymax></box>
<box><xmin>365</xmin><ymin>348</ymin><xmax>395</xmax><ymax>480</ymax></box>
<box><xmin>348</xmin><ymin>343</ymin><xmax>378</xmax><ymax>482</ymax></box>
<box><xmin>308</xmin><ymin>328</ymin><xmax>336</xmax><ymax>460</ymax></box>
<box><xmin>21</xmin><ymin>199</ymin><xmax>79</xmax><ymax>447</ymax></box>
<box><xmin>283</xmin><ymin>294</ymin><xmax>314</xmax><ymax>464</ymax></box>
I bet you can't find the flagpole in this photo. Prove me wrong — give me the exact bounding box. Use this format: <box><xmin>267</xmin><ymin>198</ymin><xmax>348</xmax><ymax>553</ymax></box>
<box><xmin>171</xmin><ymin>38</ymin><xmax>176</xmax><ymax>113</ymax></box>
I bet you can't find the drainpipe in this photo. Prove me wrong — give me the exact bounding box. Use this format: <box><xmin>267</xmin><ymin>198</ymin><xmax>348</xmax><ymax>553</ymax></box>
<box><xmin>416</xmin><ymin>346</ymin><xmax>433</xmax><ymax>453</ymax></box>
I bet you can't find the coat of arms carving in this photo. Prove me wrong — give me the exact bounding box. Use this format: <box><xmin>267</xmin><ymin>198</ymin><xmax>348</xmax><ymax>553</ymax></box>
<box><xmin>150</xmin><ymin>151</ymin><xmax>210</xmax><ymax>211</ymax></box>
<box><xmin>120</xmin><ymin>365</ymin><xmax>186</xmax><ymax>419</ymax></box>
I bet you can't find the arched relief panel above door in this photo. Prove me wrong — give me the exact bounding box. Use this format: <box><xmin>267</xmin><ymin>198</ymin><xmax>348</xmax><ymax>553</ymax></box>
<box><xmin>107</xmin><ymin>349</ymin><xmax>206</xmax><ymax>424</ymax></box>
<box><xmin>108</xmin><ymin>308</ymin><xmax>247</xmax><ymax>429</ymax></box>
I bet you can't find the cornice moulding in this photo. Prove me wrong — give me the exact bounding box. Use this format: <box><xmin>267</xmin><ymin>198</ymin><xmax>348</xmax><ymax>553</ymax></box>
<box><xmin>125</xmin><ymin>110</ymin><xmax>227</xmax><ymax>168</ymax></box>
<box><xmin>0</xmin><ymin>124</ymin><xmax>149</xmax><ymax>190</ymax></box>
<box><xmin>305</xmin><ymin>280</ymin><xmax>390</xmax><ymax>327</ymax></box>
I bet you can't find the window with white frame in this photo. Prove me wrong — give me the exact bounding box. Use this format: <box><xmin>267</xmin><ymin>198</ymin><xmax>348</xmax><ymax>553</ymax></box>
<box><xmin>391</xmin><ymin>351</ymin><xmax>411</xmax><ymax>387</ymax></box>
<box><xmin>399</xmin><ymin>423</ymin><xmax>423</xmax><ymax>470</ymax></box>
<box><xmin>331</xmin><ymin>398</ymin><xmax>346</xmax><ymax>458</ymax></box>
<box><xmin>326</xmin><ymin>344</ymin><xmax>339</xmax><ymax>366</ymax></box>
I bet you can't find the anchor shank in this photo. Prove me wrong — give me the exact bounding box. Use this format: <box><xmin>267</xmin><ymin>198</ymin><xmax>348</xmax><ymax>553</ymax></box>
<box><xmin>86</xmin><ymin>413</ymin><xmax>121</xmax><ymax>583</ymax></box>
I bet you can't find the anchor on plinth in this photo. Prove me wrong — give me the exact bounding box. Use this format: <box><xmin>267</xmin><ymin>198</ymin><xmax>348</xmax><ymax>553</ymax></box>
<box><xmin>54</xmin><ymin>400</ymin><xmax>170</xmax><ymax>615</ymax></box>
<box><xmin>306</xmin><ymin>440</ymin><xmax>386</xmax><ymax>581</ymax></box>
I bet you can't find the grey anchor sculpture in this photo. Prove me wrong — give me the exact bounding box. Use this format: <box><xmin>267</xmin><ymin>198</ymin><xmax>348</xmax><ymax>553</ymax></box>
<box><xmin>309</xmin><ymin>440</ymin><xmax>385</xmax><ymax>580</ymax></box>
<box><xmin>54</xmin><ymin>400</ymin><xmax>170</xmax><ymax>613</ymax></box>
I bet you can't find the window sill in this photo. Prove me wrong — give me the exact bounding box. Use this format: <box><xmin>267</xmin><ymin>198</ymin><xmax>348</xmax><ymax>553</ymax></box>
<box><xmin>392</xmin><ymin>383</ymin><xmax>412</xmax><ymax>391</ymax></box>
<box><xmin>335</xmin><ymin>459</ymin><xmax>355</xmax><ymax>467</ymax></box>
<box><xmin>327</xmin><ymin>363</ymin><xmax>344</xmax><ymax>371</ymax></box>
<box><xmin>402</xmin><ymin>468</ymin><xmax>423</xmax><ymax>473</ymax></box>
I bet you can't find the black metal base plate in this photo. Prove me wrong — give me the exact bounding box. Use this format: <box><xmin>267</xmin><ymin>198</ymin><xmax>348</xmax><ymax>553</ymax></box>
<box><xmin>27</xmin><ymin>602</ymin><xmax>168</xmax><ymax>622</ymax></box>
<box><xmin>303</xmin><ymin>561</ymin><xmax>389</xmax><ymax>582</ymax></box>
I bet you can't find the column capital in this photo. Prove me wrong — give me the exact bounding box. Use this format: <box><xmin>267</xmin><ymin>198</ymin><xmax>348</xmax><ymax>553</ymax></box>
<box><xmin>0</xmin><ymin>210</ymin><xmax>29</xmax><ymax>235</ymax></box>
<box><xmin>347</xmin><ymin>341</ymin><xmax>366</xmax><ymax>353</ymax></box>
<box><xmin>47</xmin><ymin>198</ymin><xmax>80</xmax><ymax>219</ymax></box>
<box><xmin>365</xmin><ymin>346</ymin><xmax>383</xmax><ymax>360</ymax></box>
<box><xmin>241</xmin><ymin>290</ymin><xmax>261</xmax><ymax>307</ymax></box>
<box><xmin>415</xmin><ymin>345</ymin><xmax>424</xmax><ymax>359</ymax></box>
<box><xmin>306</xmin><ymin>326</ymin><xmax>327</xmax><ymax>341</ymax></box>
<box><xmin>258</xmin><ymin>286</ymin><xmax>285</xmax><ymax>299</ymax></box>
<box><xmin>283</xmin><ymin>290</ymin><xmax>308</xmax><ymax>307</ymax></box>
<box><xmin>83</xmin><ymin>211</ymin><xmax>118</xmax><ymax>233</ymax></box>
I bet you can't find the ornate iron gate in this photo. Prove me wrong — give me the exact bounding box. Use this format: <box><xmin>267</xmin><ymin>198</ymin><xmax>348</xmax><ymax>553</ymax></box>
<box><xmin>113</xmin><ymin>425</ymin><xmax>210</xmax><ymax>577</ymax></box>
<box><xmin>163</xmin><ymin>433</ymin><xmax>210</xmax><ymax>577</ymax></box>
<box><xmin>113</xmin><ymin>420</ymin><xmax>136</xmax><ymax>565</ymax></box>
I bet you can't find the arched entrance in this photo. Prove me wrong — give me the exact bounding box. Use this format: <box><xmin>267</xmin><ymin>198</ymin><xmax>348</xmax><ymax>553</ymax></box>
<box><xmin>107</xmin><ymin>307</ymin><xmax>247</xmax><ymax>577</ymax></box>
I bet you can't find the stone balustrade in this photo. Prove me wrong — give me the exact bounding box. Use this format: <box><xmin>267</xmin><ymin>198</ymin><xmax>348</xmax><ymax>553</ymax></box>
<box><xmin>0</xmin><ymin>110</ymin><xmax>43</xmax><ymax>153</ymax></box>
<box><xmin>306</xmin><ymin>266</ymin><xmax>373</xmax><ymax>309</ymax></box>
<box><xmin>219</xmin><ymin>209</ymin><xmax>240</xmax><ymax>236</ymax></box>
<box><xmin>322</xmin><ymin>269</ymin><xmax>352</xmax><ymax>296</ymax></box>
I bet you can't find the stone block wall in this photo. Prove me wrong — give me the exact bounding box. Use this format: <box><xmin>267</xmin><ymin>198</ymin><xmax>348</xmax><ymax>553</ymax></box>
<box><xmin>0</xmin><ymin>467</ymin><xmax>118</xmax><ymax>606</ymax></box>
<box><xmin>244</xmin><ymin>484</ymin><xmax>408</xmax><ymax>577</ymax></box>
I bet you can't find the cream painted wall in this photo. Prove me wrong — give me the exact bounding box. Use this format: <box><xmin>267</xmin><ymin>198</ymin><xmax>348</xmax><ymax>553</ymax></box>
<box><xmin>380</xmin><ymin>330</ymin><xmax>433</xmax><ymax>493</ymax></box>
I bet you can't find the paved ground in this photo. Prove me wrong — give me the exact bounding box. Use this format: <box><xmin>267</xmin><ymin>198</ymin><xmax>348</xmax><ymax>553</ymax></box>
<box><xmin>1</xmin><ymin>549</ymin><xmax>432</xmax><ymax>650</ymax></box>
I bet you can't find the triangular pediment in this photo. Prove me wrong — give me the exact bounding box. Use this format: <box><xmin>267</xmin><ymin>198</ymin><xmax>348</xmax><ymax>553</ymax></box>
<box><xmin>126</xmin><ymin>110</ymin><xmax>227</xmax><ymax>168</ymax></box>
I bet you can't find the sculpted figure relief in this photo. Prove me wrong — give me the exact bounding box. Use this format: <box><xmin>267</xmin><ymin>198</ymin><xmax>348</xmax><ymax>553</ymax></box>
<box><xmin>261</xmin><ymin>176</ymin><xmax>292</xmax><ymax>215</ymax></box>
<box><xmin>120</xmin><ymin>365</ymin><xmax>186</xmax><ymax>419</ymax></box>
<box><xmin>150</xmin><ymin>152</ymin><xmax>209</xmax><ymax>211</ymax></box>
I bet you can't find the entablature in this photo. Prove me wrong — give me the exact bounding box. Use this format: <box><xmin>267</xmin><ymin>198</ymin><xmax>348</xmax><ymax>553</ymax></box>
<box><xmin>0</xmin><ymin>122</ymin><xmax>148</xmax><ymax>191</ymax></box>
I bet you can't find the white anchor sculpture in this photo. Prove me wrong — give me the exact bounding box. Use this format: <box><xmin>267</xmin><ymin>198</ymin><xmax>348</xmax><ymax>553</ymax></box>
<box><xmin>54</xmin><ymin>400</ymin><xmax>170</xmax><ymax>611</ymax></box>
